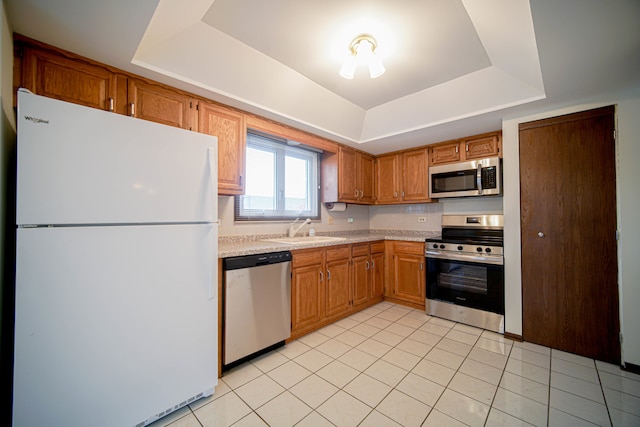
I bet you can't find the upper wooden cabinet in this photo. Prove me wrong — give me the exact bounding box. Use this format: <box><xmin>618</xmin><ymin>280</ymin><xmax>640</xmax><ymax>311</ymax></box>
<box><xmin>198</xmin><ymin>102</ymin><xmax>246</xmax><ymax>195</ymax></box>
<box><xmin>461</xmin><ymin>133</ymin><xmax>501</xmax><ymax>160</ymax></box>
<box><xmin>15</xmin><ymin>37</ymin><xmax>248</xmax><ymax>195</ymax></box>
<box><xmin>429</xmin><ymin>140</ymin><xmax>461</xmax><ymax>165</ymax></box>
<box><xmin>375</xmin><ymin>153</ymin><xmax>401</xmax><ymax>203</ymax></box>
<box><xmin>19</xmin><ymin>46</ymin><xmax>119</xmax><ymax>112</ymax></box>
<box><xmin>127</xmin><ymin>79</ymin><xmax>196</xmax><ymax>130</ymax></box>
<box><xmin>375</xmin><ymin>148</ymin><xmax>431</xmax><ymax>204</ymax></box>
<box><xmin>323</xmin><ymin>146</ymin><xmax>375</xmax><ymax>204</ymax></box>
<box><xmin>430</xmin><ymin>131</ymin><xmax>502</xmax><ymax>165</ymax></box>
<box><xmin>402</xmin><ymin>148</ymin><xmax>430</xmax><ymax>202</ymax></box>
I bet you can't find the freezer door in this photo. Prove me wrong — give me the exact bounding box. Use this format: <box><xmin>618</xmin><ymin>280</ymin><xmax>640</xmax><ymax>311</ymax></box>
<box><xmin>17</xmin><ymin>90</ymin><xmax>217</xmax><ymax>225</ymax></box>
<box><xmin>13</xmin><ymin>224</ymin><xmax>218</xmax><ymax>427</ymax></box>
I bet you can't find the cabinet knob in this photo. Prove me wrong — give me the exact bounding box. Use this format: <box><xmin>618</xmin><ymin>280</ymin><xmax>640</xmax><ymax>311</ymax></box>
<box><xmin>538</xmin><ymin>231</ymin><xmax>545</xmax><ymax>238</ymax></box>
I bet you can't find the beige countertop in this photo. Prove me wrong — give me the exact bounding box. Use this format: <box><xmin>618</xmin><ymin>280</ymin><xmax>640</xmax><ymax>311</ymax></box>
<box><xmin>218</xmin><ymin>230</ymin><xmax>439</xmax><ymax>258</ymax></box>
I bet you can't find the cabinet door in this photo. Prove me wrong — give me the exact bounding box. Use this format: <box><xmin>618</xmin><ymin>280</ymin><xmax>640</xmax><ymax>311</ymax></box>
<box><xmin>338</xmin><ymin>147</ymin><xmax>358</xmax><ymax>202</ymax></box>
<box><xmin>21</xmin><ymin>47</ymin><xmax>117</xmax><ymax>112</ymax></box>
<box><xmin>370</xmin><ymin>252</ymin><xmax>385</xmax><ymax>299</ymax></box>
<box><xmin>198</xmin><ymin>102</ymin><xmax>246</xmax><ymax>195</ymax></box>
<box><xmin>325</xmin><ymin>258</ymin><xmax>351</xmax><ymax>318</ymax></box>
<box><xmin>358</xmin><ymin>153</ymin><xmax>376</xmax><ymax>203</ymax></box>
<box><xmin>402</xmin><ymin>148</ymin><xmax>430</xmax><ymax>202</ymax></box>
<box><xmin>292</xmin><ymin>264</ymin><xmax>324</xmax><ymax>334</ymax></box>
<box><xmin>351</xmin><ymin>254</ymin><xmax>370</xmax><ymax>308</ymax></box>
<box><xmin>375</xmin><ymin>154</ymin><xmax>401</xmax><ymax>204</ymax></box>
<box><xmin>128</xmin><ymin>79</ymin><xmax>194</xmax><ymax>130</ymax></box>
<box><xmin>430</xmin><ymin>141</ymin><xmax>461</xmax><ymax>165</ymax></box>
<box><xmin>462</xmin><ymin>134</ymin><xmax>501</xmax><ymax>160</ymax></box>
<box><xmin>392</xmin><ymin>253</ymin><xmax>426</xmax><ymax>305</ymax></box>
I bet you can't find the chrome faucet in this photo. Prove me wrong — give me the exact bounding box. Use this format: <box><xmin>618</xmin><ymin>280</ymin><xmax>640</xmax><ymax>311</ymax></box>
<box><xmin>288</xmin><ymin>218</ymin><xmax>312</xmax><ymax>237</ymax></box>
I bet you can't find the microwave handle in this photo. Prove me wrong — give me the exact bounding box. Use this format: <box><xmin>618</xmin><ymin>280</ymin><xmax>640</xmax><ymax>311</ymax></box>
<box><xmin>477</xmin><ymin>164</ymin><xmax>483</xmax><ymax>194</ymax></box>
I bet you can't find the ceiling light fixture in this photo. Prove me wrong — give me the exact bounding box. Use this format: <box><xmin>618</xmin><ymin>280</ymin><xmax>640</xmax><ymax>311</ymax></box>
<box><xmin>339</xmin><ymin>34</ymin><xmax>385</xmax><ymax>79</ymax></box>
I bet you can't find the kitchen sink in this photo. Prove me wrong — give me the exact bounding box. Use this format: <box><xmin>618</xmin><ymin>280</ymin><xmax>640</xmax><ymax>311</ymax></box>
<box><xmin>262</xmin><ymin>236</ymin><xmax>347</xmax><ymax>245</ymax></box>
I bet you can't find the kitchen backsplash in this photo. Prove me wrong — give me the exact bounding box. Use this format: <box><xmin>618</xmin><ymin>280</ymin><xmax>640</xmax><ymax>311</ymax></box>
<box><xmin>218</xmin><ymin>195</ymin><xmax>503</xmax><ymax>236</ymax></box>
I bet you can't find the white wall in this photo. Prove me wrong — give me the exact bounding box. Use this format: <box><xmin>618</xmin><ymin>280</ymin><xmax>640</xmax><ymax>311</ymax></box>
<box><xmin>369</xmin><ymin>203</ymin><xmax>443</xmax><ymax>232</ymax></box>
<box><xmin>502</xmin><ymin>93</ymin><xmax>640</xmax><ymax>366</ymax></box>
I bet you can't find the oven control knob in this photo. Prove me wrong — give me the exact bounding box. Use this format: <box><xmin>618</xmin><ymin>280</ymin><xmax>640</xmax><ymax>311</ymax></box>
<box><xmin>476</xmin><ymin>247</ymin><xmax>483</xmax><ymax>252</ymax></box>
<box><xmin>485</xmin><ymin>248</ymin><xmax>492</xmax><ymax>253</ymax></box>
<box><xmin>439</xmin><ymin>244</ymin><xmax>445</xmax><ymax>249</ymax></box>
<box><xmin>432</xmin><ymin>244</ymin><xmax>438</xmax><ymax>249</ymax></box>
<box><xmin>457</xmin><ymin>245</ymin><xmax>463</xmax><ymax>251</ymax></box>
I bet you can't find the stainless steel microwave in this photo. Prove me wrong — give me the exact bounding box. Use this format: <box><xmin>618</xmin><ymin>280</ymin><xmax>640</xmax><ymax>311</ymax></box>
<box><xmin>429</xmin><ymin>157</ymin><xmax>502</xmax><ymax>198</ymax></box>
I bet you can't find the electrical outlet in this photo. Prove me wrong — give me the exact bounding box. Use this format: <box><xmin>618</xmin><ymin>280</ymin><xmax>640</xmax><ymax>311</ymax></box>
<box><xmin>418</xmin><ymin>217</ymin><xmax>427</xmax><ymax>223</ymax></box>
<box><xmin>327</xmin><ymin>215</ymin><xmax>334</xmax><ymax>225</ymax></box>
<box><xmin>348</xmin><ymin>217</ymin><xmax>354</xmax><ymax>223</ymax></box>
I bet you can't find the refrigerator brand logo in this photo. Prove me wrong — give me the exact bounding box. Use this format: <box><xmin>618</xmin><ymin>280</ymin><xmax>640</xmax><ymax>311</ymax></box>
<box><xmin>24</xmin><ymin>116</ymin><xmax>49</xmax><ymax>124</ymax></box>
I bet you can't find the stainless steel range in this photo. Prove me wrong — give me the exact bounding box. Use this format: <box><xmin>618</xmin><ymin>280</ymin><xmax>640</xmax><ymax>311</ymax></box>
<box><xmin>425</xmin><ymin>214</ymin><xmax>505</xmax><ymax>333</ymax></box>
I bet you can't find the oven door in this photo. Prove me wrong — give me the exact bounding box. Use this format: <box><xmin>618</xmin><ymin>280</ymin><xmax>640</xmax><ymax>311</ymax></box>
<box><xmin>426</xmin><ymin>254</ymin><xmax>504</xmax><ymax>315</ymax></box>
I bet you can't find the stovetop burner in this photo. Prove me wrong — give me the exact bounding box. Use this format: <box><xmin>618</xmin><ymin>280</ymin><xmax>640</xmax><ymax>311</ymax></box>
<box><xmin>426</xmin><ymin>214</ymin><xmax>504</xmax><ymax>257</ymax></box>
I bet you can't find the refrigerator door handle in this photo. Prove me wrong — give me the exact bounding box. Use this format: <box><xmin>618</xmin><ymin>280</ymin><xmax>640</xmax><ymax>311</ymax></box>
<box><xmin>208</xmin><ymin>147</ymin><xmax>217</xmax><ymax>218</ymax></box>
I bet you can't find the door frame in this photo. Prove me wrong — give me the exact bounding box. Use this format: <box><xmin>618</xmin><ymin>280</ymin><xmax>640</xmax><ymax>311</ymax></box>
<box><xmin>501</xmin><ymin>102</ymin><xmax>623</xmax><ymax>363</ymax></box>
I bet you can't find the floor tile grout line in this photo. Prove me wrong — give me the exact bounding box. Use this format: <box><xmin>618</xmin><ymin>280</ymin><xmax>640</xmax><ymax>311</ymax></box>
<box><xmin>204</xmin><ymin>302</ymin><xmax>627</xmax><ymax>427</ymax></box>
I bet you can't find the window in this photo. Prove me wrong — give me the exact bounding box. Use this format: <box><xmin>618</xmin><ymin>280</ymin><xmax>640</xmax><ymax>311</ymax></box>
<box><xmin>235</xmin><ymin>131</ymin><xmax>320</xmax><ymax>221</ymax></box>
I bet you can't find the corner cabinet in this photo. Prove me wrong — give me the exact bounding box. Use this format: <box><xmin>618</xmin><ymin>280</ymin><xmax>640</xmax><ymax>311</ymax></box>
<box><xmin>198</xmin><ymin>102</ymin><xmax>246</xmax><ymax>195</ymax></box>
<box><xmin>385</xmin><ymin>241</ymin><xmax>426</xmax><ymax>309</ymax></box>
<box><xmin>375</xmin><ymin>148</ymin><xmax>431</xmax><ymax>204</ymax></box>
<box><xmin>322</xmin><ymin>146</ymin><xmax>375</xmax><ymax>204</ymax></box>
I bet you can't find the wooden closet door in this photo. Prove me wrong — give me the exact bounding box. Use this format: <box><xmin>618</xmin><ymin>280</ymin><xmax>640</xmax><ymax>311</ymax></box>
<box><xmin>519</xmin><ymin>106</ymin><xmax>619</xmax><ymax>363</ymax></box>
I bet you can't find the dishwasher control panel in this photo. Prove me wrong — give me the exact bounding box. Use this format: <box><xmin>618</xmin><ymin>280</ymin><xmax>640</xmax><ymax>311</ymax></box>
<box><xmin>224</xmin><ymin>251</ymin><xmax>292</xmax><ymax>270</ymax></box>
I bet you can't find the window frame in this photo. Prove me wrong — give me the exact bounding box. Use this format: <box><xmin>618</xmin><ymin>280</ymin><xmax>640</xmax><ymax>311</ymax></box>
<box><xmin>234</xmin><ymin>131</ymin><xmax>321</xmax><ymax>222</ymax></box>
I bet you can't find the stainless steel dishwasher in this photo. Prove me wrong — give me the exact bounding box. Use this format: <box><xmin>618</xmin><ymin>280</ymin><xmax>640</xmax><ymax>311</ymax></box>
<box><xmin>223</xmin><ymin>251</ymin><xmax>292</xmax><ymax>367</ymax></box>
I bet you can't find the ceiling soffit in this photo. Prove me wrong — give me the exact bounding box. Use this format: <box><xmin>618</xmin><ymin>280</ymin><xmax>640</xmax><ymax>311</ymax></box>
<box><xmin>133</xmin><ymin>0</ymin><xmax>544</xmax><ymax>148</ymax></box>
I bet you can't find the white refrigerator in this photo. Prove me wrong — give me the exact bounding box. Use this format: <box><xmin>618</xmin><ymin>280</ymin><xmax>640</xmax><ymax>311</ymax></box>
<box><xmin>13</xmin><ymin>90</ymin><xmax>219</xmax><ymax>427</ymax></box>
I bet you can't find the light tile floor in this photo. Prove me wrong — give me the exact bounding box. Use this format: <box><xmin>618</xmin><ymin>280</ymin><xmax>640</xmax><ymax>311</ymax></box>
<box><xmin>151</xmin><ymin>302</ymin><xmax>640</xmax><ymax>427</ymax></box>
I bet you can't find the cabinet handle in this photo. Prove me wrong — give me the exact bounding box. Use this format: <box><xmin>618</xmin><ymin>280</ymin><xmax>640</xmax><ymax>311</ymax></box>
<box><xmin>371</xmin><ymin>260</ymin><xmax>375</xmax><ymax>269</ymax></box>
<box><xmin>319</xmin><ymin>270</ymin><xmax>323</xmax><ymax>281</ymax></box>
<box><xmin>394</xmin><ymin>191</ymin><xmax>398</xmax><ymax>198</ymax></box>
<box><xmin>108</xmin><ymin>98</ymin><xmax>114</xmax><ymax>112</ymax></box>
<box><xmin>366</xmin><ymin>261</ymin><xmax>370</xmax><ymax>270</ymax></box>
<box><xmin>455</xmin><ymin>145</ymin><xmax>459</xmax><ymax>154</ymax></box>
<box><xmin>130</xmin><ymin>103</ymin><xmax>135</xmax><ymax>117</ymax></box>
<box><xmin>402</xmin><ymin>191</ymin><xmax>405</xmax><ymax>198</ymax></box>
<box><xmin>327</xmin><ymin>269</ymin><xmax>331</xmax><ymax>280</ymax></box>
<box><xmin>466</xmin><ymin>143</ymin><xmax>469</xmax><ymax>152</ymax></box>
<box><xmin>420</xmin><ymin>262</ymin><xmax>423</xmax><ymax>271</ymax></box>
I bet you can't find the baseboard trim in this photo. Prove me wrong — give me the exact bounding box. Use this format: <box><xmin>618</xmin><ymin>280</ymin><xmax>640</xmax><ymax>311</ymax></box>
<box><xmin>623</xmin><ymin>362</ymin><xmax>640</xmax><ymax>374</ymax></box>
<box><xmin>504</xmin><ymin>332</ymin><xmax>523</xmax><ymax>341</ymax></box>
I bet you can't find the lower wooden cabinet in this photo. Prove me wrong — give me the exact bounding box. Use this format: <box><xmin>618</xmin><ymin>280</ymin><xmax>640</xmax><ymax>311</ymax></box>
<box><xmin>385</xmin><ymin>241</ymin><xmax>426</xmax><ymax>309</ymax></box>
<box><xmin>291</xmin><ymin>250</ymin><xmax>325</xmax><ymax>335</ymax></box>
<box><xmin>290</xmin><ymin>241</ymin><xmax>385</xmax><ymax>339</ymax></box>
<box><xmin>324</xmin><ymin>246</ymin><xmax>351</xmax><ymax>318</ymax></box>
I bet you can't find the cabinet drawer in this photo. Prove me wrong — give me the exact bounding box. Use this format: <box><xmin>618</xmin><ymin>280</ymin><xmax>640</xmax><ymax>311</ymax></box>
<box><xmin>351</xmin><ymin>243</ymin><xmax>369</xmax><ymax>257</ymax></box>
<box><xmin>371</xmin><ymin>241</ymin><xmax>385</xmax><ymax>254</ymax></box>
<box><xmin>292</xmin><ymin>249</ymin><xmax>323</xmax><ymax>268</ymax></box>
<box><xmin>391</xmin><ymin>241</ymin><xmax>425</xmax><ymax>255</ymax></box>
<box><xmin>325</xmin><ymin>245</ymin><xmax>350</xmax><ymax>262</ymax></box>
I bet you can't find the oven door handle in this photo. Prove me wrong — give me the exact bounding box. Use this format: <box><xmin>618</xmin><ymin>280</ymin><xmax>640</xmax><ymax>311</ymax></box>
<box><xmin>425</xmin><ymin>251</ymin><xmax>504</xmax><ymax>266</ymax></box>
